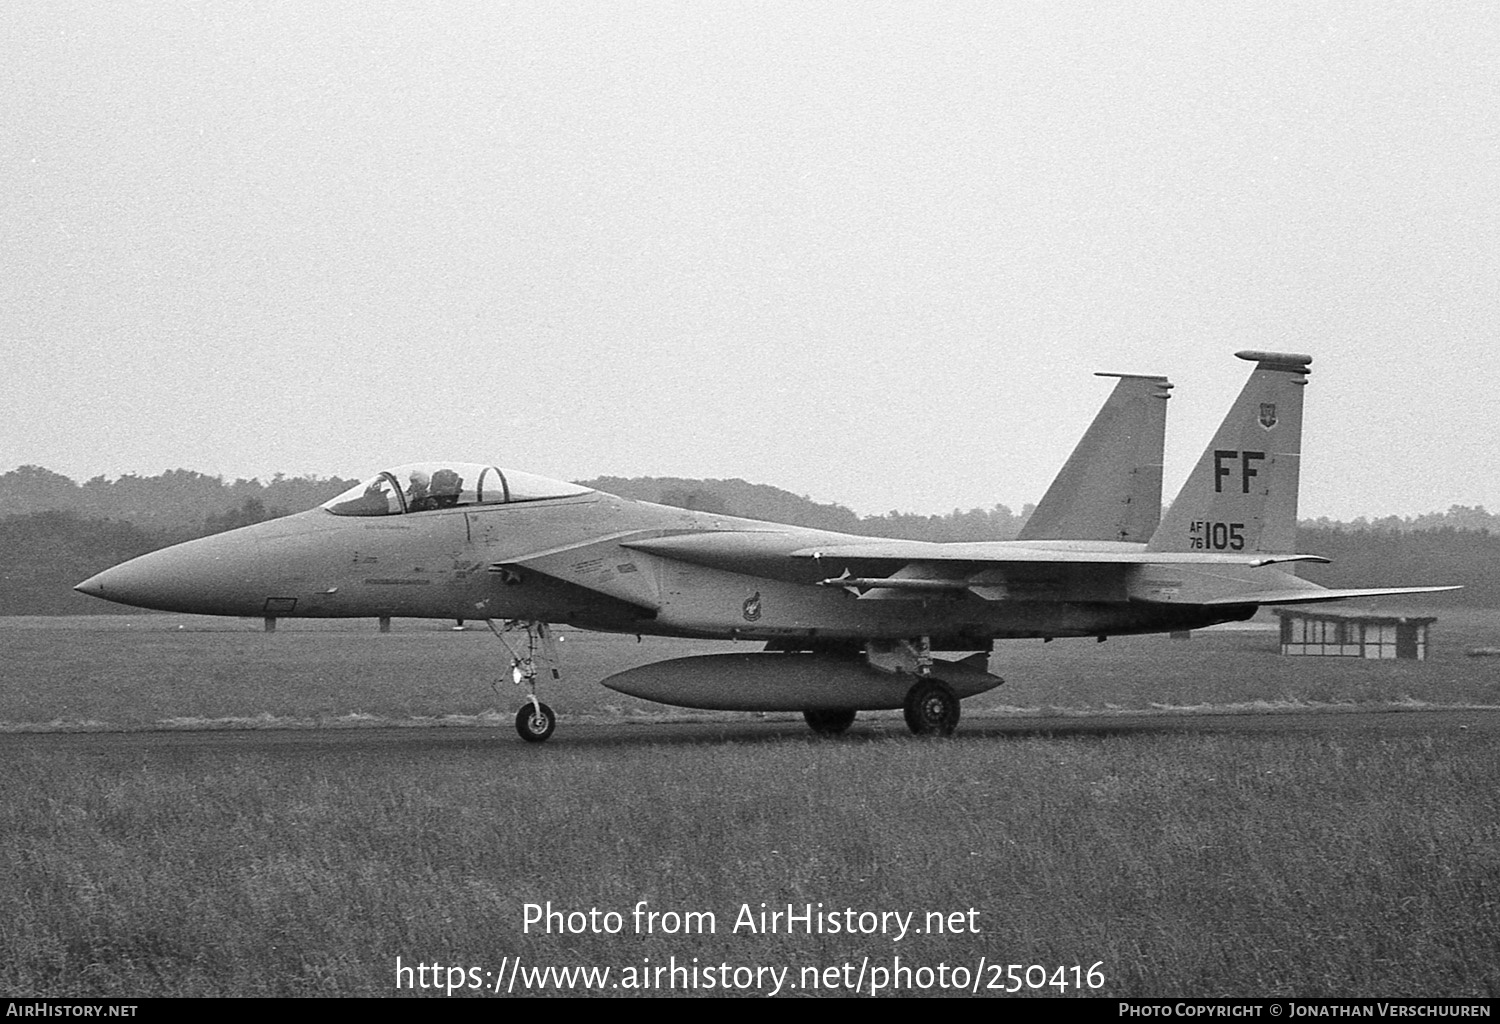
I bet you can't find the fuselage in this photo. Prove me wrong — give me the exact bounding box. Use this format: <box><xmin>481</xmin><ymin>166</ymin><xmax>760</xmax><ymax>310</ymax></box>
<box><xmin>75</xmin><ymin>486</ymin><xmax>1270</xmax><ymax>645</ymax></box>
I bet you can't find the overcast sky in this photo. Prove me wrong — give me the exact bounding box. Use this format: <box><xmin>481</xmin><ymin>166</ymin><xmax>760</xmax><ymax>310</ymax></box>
<box><xmin>6</xmin><ymin>2</ymin><xmax>1496</xmax><ymax>520</ymax></box>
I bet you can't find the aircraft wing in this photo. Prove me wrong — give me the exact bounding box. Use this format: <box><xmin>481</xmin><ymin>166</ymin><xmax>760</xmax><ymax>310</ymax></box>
<box><xmin>622</xmin><ymin>532</ymin><xmax>1334</xmax><ymax>581</ymax></box>
<box><xmin>624</xmin><ymin>532</ymin><xmax>1459</xmax><ymax>605</ymax></box>
<box><xmin>789</xmin><ymin>543</ymin><xmax>1459</xmax><ymax>603</ymax></box>
<box><xmin>788</xmin><ymin>540</ymin><xmax>1329</xmax><ymax>569</ymax></box>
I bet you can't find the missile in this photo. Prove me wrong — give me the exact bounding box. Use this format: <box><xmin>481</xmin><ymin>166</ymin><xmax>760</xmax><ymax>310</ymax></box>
<box><xmin>601</xmin><ymin>651</ymin><xmax>1004</xmax><ymax>712</ymax></box>
<box><xmin>818</xmin><ymin>576</ymin><xmax>972</xmax><ymax>591</ymax></box>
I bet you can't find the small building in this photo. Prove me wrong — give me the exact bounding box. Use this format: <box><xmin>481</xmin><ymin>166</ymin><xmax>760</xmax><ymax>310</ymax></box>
<box><xmin>1274</xmin><ymin>608</ymin><xmax>1435</xmax><ymax>660</ymax></box>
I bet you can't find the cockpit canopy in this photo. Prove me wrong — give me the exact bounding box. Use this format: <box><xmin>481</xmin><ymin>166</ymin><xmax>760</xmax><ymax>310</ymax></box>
<box><xmin>321</xmin><ymin>462</ymin><xmax>592</xmax><ymax>516</ymax></box>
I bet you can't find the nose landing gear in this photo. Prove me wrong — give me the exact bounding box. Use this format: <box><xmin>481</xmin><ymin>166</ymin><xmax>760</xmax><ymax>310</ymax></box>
<box><xmin>487</xmin><ymin>619</ymin><xmax>561</xmax><ymax>743</ymax></box>
<box><xmin>515</xmin><ymin>699</ymin><xmax>556</xmax><ymax>743</ymax></box>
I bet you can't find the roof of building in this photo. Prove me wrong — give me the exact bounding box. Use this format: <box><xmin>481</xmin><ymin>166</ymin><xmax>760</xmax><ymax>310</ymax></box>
<box><xmin>1272</xmin><ymin>608</ymin><xmax>1437</xmax><ymax>626</ymax></box>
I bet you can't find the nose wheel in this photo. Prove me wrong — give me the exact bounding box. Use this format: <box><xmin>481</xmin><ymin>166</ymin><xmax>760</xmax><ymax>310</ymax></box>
<box><xmin>515</xmin><ymin>700</ymin><xmax>556</xmax><ymax>743</ymax></box>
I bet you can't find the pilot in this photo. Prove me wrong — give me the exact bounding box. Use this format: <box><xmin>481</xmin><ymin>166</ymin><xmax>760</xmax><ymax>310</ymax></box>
<box><xmin>406</xmin><ymin>470</ymin><xmax>433</xmax><ymax>512</ymax></box>
<box><xmin>429</xmin><ymin>468</ymin><xmax>463</xmax><ymax>508</ymax></box>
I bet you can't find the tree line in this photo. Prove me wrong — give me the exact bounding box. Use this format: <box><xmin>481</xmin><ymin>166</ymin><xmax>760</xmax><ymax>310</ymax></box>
<box><xmin>1</xmin><ymin>466</ymin><xmax>1494</xmax><ymax>612</ymax></box>
<box><xmin>0</xmin><ymin>465</ymin><xmax>357</xmax><ymax>533</ymax></box>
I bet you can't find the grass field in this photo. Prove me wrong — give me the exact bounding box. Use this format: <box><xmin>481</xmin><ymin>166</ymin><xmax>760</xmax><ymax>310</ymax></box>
<box><xmin>1</xmin><ymin>610</ymin><xmax>1498</xmax><ymax>997</ymax></box>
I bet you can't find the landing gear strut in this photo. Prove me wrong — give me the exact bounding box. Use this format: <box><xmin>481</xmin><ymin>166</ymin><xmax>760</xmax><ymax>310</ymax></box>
<box><xmin>487</xmin><ymin>619</ymin><xmax>561</xmax><ymax>743</ymax></box>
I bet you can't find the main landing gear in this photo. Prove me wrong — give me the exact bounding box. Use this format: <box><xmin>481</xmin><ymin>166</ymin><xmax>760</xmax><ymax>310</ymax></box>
<box><xmin>798</xmin><ymin>637</ymin><xmax>967</xmax><ymax>738</ymax></box>
<box><xmin>903</xmin><ymin>678</ymin><xmax>960</xmax><ymax>737</ymax></box>
<box><xmin>803</xmin><ymin>708</ymin><xmax>858</xmax><ymax>735</ymax></box>
<box><xmin>889</xmin><ymin>636</ymin><xmax>962</xmax><ymax>737</ymax></box>
<box><xmin>487</xmin><ymin>619</ymin><xmax>561</xmax><ymax>743</ymax></box>
<box><xmin>800</xmin><ymin>680</ymin><xmax>961</xmax><ymax>737</ymax></box>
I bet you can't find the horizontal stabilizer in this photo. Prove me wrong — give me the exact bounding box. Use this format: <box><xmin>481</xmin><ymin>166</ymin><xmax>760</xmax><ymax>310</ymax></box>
<box><xmin>1198</xmin><ymin>585</ymin><xmax>1462</xmax><ymax>606</ymax></box>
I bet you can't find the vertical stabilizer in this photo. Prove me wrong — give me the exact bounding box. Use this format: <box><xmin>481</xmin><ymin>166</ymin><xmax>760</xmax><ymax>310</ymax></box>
<box><xmin>1147</xmin><ymin>351</ymin><xmax>1311</xmax><ymax>555</ymax></box>
<box><xmin>1019</xmin><ymin>373</ymin><xmax>1171</xmax><ymax>543</ymax></box>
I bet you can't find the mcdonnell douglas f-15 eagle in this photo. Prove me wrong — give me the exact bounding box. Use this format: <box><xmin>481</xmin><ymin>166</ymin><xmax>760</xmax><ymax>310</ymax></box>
<box><xmin>76</xmin><ymin>352</ymin><xmax>1457</xmax><ymax>741</ymax></box>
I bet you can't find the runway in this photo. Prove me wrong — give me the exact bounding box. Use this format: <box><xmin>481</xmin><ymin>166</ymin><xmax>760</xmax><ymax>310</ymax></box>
<box><xmin>4</xmin><ymin>705</ymin><xmax>1496</xmax><ymax>755</ymax></box>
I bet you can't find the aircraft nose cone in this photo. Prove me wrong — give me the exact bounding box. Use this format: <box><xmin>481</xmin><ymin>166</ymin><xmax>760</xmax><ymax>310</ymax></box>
<box><xmin>74</xmin><ymin>548</ymin><xmax>208</xmax><ymax>612</ymax></box>
<box><xmin>71</xmin><ymin>514</ymin><xmax>322</xmax><ymax>615</ymax></box>
<box><xmin>74</xmin><ymin>573</ymin><xmax>107</xmax><ymax>598</ymax></box>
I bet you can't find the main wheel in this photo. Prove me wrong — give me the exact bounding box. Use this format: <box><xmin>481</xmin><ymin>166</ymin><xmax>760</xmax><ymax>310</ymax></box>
<box><xmin>515</xmin><ymin>701</ymin><xmax>556</xmax><ymax>743</ymax></box>
<box><xmin>803</xmin><ymin>708</ymin><xmax>857</xmax><ymax>735</ymax></box>
<box><xmin>903</xmin><ymin>679</ymin><xmax>960</xmax><ymax>737</ymax></box>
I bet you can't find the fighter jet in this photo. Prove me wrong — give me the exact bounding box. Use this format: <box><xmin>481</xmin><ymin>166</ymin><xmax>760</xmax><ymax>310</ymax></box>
<box><xmin>75</xmin><ymin>352</ymin><xmax>1456</xmax><ymax>741</ymax></box>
